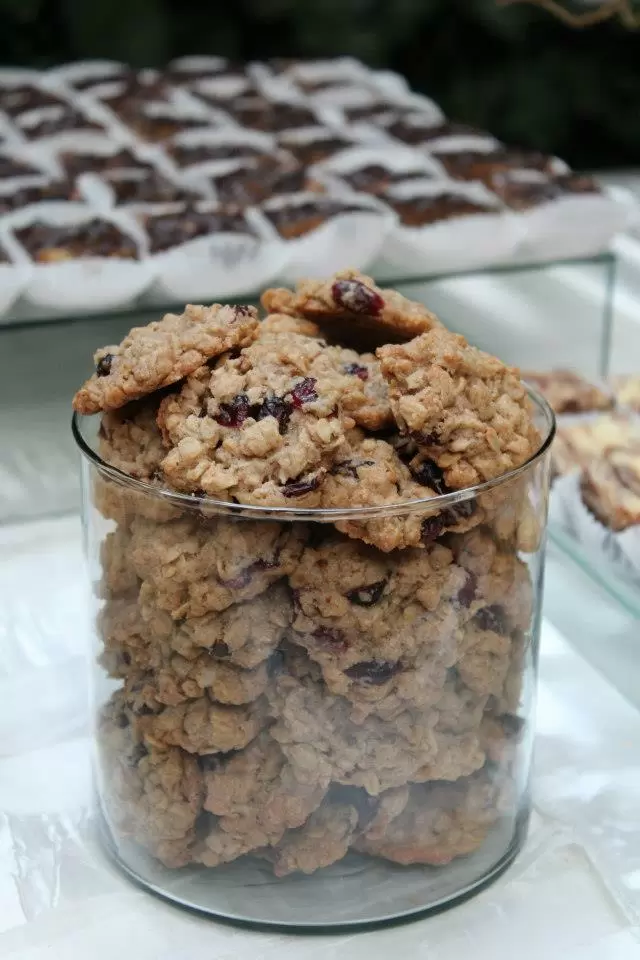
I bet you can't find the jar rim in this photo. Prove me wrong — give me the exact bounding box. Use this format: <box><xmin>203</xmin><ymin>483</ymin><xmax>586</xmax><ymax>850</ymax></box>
<box><xmin>71</xmin><ymin>385</ymin><xmax>555</xmax><ymax>522</ymax></box>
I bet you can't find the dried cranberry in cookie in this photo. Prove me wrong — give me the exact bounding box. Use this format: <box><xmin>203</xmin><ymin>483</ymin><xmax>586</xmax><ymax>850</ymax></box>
<box><xmin>157</xmin><ymin>332</ymin><xmax>358</xmax><ymax>506</ymax></box>
<box><xmin>268</xmin><ymin>647</ymin><xmax>440</xmax><ymax>795</ymax></box>
<box><xmin>377</xmin><ymin>327</ymin><xmax>538</xmax><ymax>489</ymax></box>
<box><xmin>73</xmin><ymin>302</ymin><xmax>259</xmax><ymax>414</ymax></box>
<box><xmin>129</xmin><ymin>514</ymin><xmax>306</xmax><ymax>618</ymax></box>
<box><xmin>261</xmin><ymin>269</ymin><xmax>440</xmax><ymax>349</ymax></box>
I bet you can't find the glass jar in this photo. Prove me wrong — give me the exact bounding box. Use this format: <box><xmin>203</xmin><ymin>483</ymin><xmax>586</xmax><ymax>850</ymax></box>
<box><xmin>73</xmin><ymin>389</ymin><xmax>554</xmax><ymax>931</ymax></box>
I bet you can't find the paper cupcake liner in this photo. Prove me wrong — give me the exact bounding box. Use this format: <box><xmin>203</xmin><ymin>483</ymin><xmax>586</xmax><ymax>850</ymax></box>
<box><xmin>0</xmin><ymin>225</ymin><xmax>32</xmax><ymax>316</ymax></box>
<box><xmin>46</xmin><ymin>60</ymin><xmax>128</xmax><ymax>92</ymax></box>
<box><xmin>514</xmin><ymin>190</ymin><xmax>630</xmax><ymax>262</ymax></box>
<box><xmin>550</xmin><ymin>471</ymin><xmax>640</xmax><ymax>586</ymax></box>
<box><xmin>261</xmin><ymin>190</ymin><xmax>396</xmax><ymax>281</ymax></box>
<box><xmin>139</xmin><ymin>204</ymin><xmax>290</xmax><ymax>302</ymax></box>
<box><xmin>370</xmin><ymin>179</ymin><xmax>522</xmax><ymax>278</ymax></box>
<box><xmin>5</xmin><ymin>205</ymin><xmax>155</xmax><ymax>312</ymax></box>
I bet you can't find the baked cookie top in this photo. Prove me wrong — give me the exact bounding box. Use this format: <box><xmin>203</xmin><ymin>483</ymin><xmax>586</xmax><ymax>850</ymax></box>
<box><xmin>73</xmin><ymin>302</ymin><xmax>259</xmax><ymax>414</ymax></box>
<box><xmin>261</xmin><ymin>268</ymin><xmax>440</xmax><ymax>349</ymax></box>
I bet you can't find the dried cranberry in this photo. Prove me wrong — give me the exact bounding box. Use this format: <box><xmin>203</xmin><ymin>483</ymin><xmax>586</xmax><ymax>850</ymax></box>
<box><xmin>313</xmin><ymin>626</ymin><xmax>348</xmax><ymax>651</ymax></box>
<box><xmin>255</xmin><ymin>395</ymin><xmax>292</xmax><ymax>434</ymax></box>
<box><xmin>456</xmin><ymin>571</ymin><xmax>478</xmax><ymax>609</ymax></box>
<box><xmin>442</xmin><ymin>499</ymin><xmax>477</xmax><ymax>526</ymax></box>
<box><xmin>411</xmin><ymin>458</ymin><xmax>448</xmax><ymax>494</ymax></box>
<box><xmin>421</xmin><ymin>515</ymin><xmax>445</xmax><ymax>542</ymax></box>
<box><xmin>234</xmin><ymin>304</ymin><xmax>254</xmax><ymax>317</ymax></box>
<box><xmin>499</xmin><ymin>713</ymin><xmax>525</xmax><ymax>737</ymax></box>
<box><xmin>344</xmin><ymin>362</ymin><xmax>369</xmax><ymax>381</ymax></box>
<box><xmin>289</xmin><ymin>377</ymin><xmax>318</xmax><ymax>407</ymax></box>
<box><xmin>344</xmin><ymin>660</ymin><xmax>400</xmax><ymax>685</ymax></box>
<box><xmin>116</xmin><ymin>711</ymin><xmax>129</xmax><ymax>729</ymax></box>
<box><xmin>329</xmin><ymin>459</ymin><xmax>375</xmax><ymax>480</ymax></box>
<box><xmin>215</xmin><ymin>393</ymin><xmax>250</xmax><ymax>428</ymax></box>
<box><xmin>346</xmin><ymin>580</ymin><xmax>387</xmax><ymax>606</ymax></box>
<box><xmin>332</xmin><ymin>279</ymin><xmax>384</xmax><ymax>316</ymax></box>
<box><xmin>207</xmin><ymin>641</ymin><xmax>230</xmax><ymax>659</ymax></box>
<box><xmin>122</xmin><ymin>652</ymin><xmax>131</xmax><ymax>666</ymax></box>
<box><xmin>221</xmin><ymin>568</ymin><xmax>253</xmax><ymax>590</ymax></box>
<box><xmin>413</xmin><ymin>430</ymin><xmax>440</xmax><ymax>445</ymax></box>
<box><xmin>96</xmin><ymin>353</ymin><xmax>113</xmax><ymax>377</ymax></box>
<box><xmin>282</xmin><ymin>474</ymin><xmax>321</xmax><ymax>497</ymax></box>
<box><xmin>473</xmin><ymin>604</ymin><xmax>509</xmax><ymax>635</ymax></box>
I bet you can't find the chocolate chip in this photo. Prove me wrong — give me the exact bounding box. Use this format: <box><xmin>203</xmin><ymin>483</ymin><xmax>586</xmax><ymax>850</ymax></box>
<box><xmin>332</xmin><ymin>279</ymin><xmax>384</xmax><ymax>316</ymax></box>
<box><xmin>473</xmin><ymin>604</ymin><xmax>509</xmax><ymax>635</ymax></box>
<box><xmin>346</xmin><ymin>580</ymin><xmax>387</xmax><ymax>606</ymax></box>
<box><xmin>344</xmin><ymin>660</ymin><xmax>401</xmax><ymax>685</ymax></box>
<box><xmin>96</xmin><ymin>353</ymin><xmax>113</xmax><ymax>377</ymax></box>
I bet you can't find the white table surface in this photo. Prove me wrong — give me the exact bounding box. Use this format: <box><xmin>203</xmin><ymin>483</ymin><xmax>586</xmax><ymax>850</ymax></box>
<box><xmin>0</xmin><ymin>516</ymin><xmax>639</xmax><ymax>960</ymax></box>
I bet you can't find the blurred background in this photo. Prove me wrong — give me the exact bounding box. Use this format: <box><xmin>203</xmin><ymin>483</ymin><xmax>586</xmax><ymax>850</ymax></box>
<box><xmin>0</xmin><ymin>0</ymin><xmax>638</xmax><ymax>170</ymax></box>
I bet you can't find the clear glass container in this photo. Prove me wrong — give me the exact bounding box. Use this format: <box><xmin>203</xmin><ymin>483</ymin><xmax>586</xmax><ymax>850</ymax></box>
<box><xmin>73</xmin><ymin>390</ymin><xmax>554</xmax><ymax>932</ymax></box>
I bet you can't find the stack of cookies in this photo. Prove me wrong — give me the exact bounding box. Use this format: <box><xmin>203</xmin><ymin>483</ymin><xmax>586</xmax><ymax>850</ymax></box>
<box><xmin>73</xmin><ymin>270</ymin><xmax>544</xmax><ymax>876</ymax></box>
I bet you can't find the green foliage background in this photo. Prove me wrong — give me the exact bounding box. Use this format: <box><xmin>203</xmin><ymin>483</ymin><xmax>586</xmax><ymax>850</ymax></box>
<box><xmin>1</xmin><ymin>0</ymin><xmax>638</xmax><ymax>169</ymax></box>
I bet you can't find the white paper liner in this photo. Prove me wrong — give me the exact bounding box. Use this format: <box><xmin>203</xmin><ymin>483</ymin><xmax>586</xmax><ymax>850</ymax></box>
<box><xmin>77</xmin><ymin>166</ymin><xmax>211</xmax><ymax>213</ymax></box>
<box><xmin>9</xmin><ymin>100</ymin><xmax>119</xmax><ymax>152</ymax></box>
<box><xmin>163</xmin><ymin>127</ymin><xmax>276</xmax><ymax>173</ymax></box>
<box><xmin>371</xmin><ymin>178</ymin><xmax>522</xmax><ymax>277</ymax></box>
<box><xmin>550</xmin><ymin>471</ymin><xmax>640</xmax><ymax>586</ymax></box>
<box><xmin>167</xmin><ymin>55</ymin><xmax>231</xmax><ymax>77</ymax></box>
<box><xmin>314</xmin><ymin>142</ymin><xmax>445</xmax><ymax>185</ymax></box>
<box><xmin>0</xmin><ymin>145</ymin><xmax>57</xmax><ymax>187</ymax></box>
<box><xmin>139</xmin><ymin>203</ymin><xmax>290</xmax><ymax>302</ymax></box>
<box><xmin>0</xmin><ymin>174</ymin><xmax>89</xmax><ymax>219</ymax></box>
<box><xmin>41</xmin><ymin>134</ymin><xmax>174</xmax><ymax>182</ymax></box>
<box><xmin>46</xmin><ymin>60</ymin><xmax>128</xmax><ymax>91</ymax></box>
<box><xmin>276</xmin><ymin>125</ymin><xmax>374</xmax><ymax>164</ymax></box>
<box><xmin>261</xmin><ymin>190</ymin><xmax>396</xmax><ymax>281</ymax></box>
<box><xmin>0</xmin><ymin>226</ymin><xmax>32</xmax><ymax>315</ymax></box>
<box><xmin>5</xmin><ymin>205</ymin><xmax>155</xmax><ymax>312</ymax></box>
<box><xmin>188</xmin><ymin>74</ymin><xmax>258</xmax><ymax>108</ymax></box>
<box><xmin>510</xmin><ymin>176</ymin><xmax>631</xmax><ymax>261</ymax></box>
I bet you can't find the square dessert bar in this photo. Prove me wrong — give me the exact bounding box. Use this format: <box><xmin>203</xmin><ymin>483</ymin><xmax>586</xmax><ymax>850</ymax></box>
<box><xmin>581</xmin><ymin>447</ymin><xmax>640</xmax><ymax>532</ymax></box>
<box><xmin>523</xmin><ymin>369</ymin><xmax>613</xmax><ymax>414</ymax></box>
<box><xmin>14</xmin><ymin>219</ymin><xmax>141</xmax><ymax>262</ymax></box>
<box><xmin>142</xmin><ymin>205</ymin><xmax>257</xmax><ymax>254</ymax></box>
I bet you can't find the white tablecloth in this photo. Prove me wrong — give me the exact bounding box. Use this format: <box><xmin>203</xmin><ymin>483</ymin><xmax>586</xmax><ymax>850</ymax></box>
<box><xmin>0</xmin><ymin>517</ymin><xmax>639</xmax><ymax>959</ymax></box>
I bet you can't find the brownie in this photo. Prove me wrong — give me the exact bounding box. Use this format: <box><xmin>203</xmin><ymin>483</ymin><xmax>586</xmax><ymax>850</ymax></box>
<box><xmin>383</xmin><ymin>192</ymin><xmax>494</xmax><ymax>227</ymax></box>
<box><xmin>523</xmin><ymin>369</ymin><xmax>612</xmax><ymax>414</ymax></box>
<box><xmin>278</xmin><ymin>134</ymin><xmax>354</xmax><ymax>166</ymax></box>
<box><xmin>168</xmin><ymin>141</ymin><xmax>268</xmax><ymax>169</ymax></box>
<box><xmin>15</xmin><ymin>107</ymin><xmax>105</xmax><ymax>140</ymax></box>
<box><xmin>15</xmin><ymin>219</ymin><xmax>140</xmax><ymax>261</ymax></box>
<box><xmin>0</xmin><ymin>84</ymin><xmax>66</xmax><ymax>117</ymax></box>
<box><xmin>581</xmin><ymin>447</ymin><xmax>640</xmax><ymax>532</ymax></box>
<box><xmin>339</xmin><ymin>164</ymin><xmax>431</xmax><ymax>196</ymax></box>
<box><xmin>490</xmin><ymin>172</ymin><xmax>600</xmax><ymax>210</ymax></box>
<box><xmin>210</xmin><ymin>158</ymin><xmax>290</xmax><ymax>207</ymax></box>
<box><xmin>228</xmin><ymin>100</ymin><xmax>318</xmax><ymax>133</ymax></box>
<box><xmin>0</xmin><ymin>179</ymin><xmax>80</xmax><ymax>215</ymax></box>
<box><xmin>0</xmin><ymin>154</ymin><xmax>42</xmax><ymax>180</ymax></box>
<box><xmin>143</xmin><ymin>206</ymin><xmax>256</xmax><ymax>253</ymax></box>
<box><xmin>269</xmin><ymin>165</ymin><xmax>324</xmax><ymax>196</ymax></box>
<box><xmin>99</xmin><ymin>72</ymin><xmax>170</xmax><ymax>108</ymax></box>
<box><xmin>105</xmin><ymin>171</ymin><xmax>204</xmax><ymax>206</ymax></box>
<box><xmin>343</xmin><ymin>102</ymin><xmax>419</xmax><ymax>124</ymax></box>
<box><xmin>387</xmin><ymin>119</ymin><xmax>483</xmax><ymax>146</ymax></box>
<box><xmin>60</xmin><ymin>148</ymin><xmax>152</xmax><ymax>178</ymax></box>
<box><xmin>431</xmin><ymin>148</ymin><xmax>557</xmax><ymax>185</ymax></box>
<box><xmin>123</xmin><ymin>109</ymin><xmax>212</xmax><ymax>143</ymax></box>
<box><xmin>264</xmin><ymin>199</ymin><xmax>371</xmax><ymax>239</ymax></box>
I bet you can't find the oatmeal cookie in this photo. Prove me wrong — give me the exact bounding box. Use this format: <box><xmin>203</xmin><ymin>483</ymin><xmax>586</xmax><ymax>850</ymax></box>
<box><xmin>100</xmin><ymin>526</ymin><xmax>140</xmax><ymax>597</ymax></box>
<box><xmin>270</xmin><ymin>799</ymin><xmax>358</xmax><ymax>876</ymax></box>
<box><xmin>290</xmin><ymin>536</ymin><xmax>470</xmax><ymax>718</ymax></box>
<box><xmin>353</xmin><ymin>771</ymin><xmax>500</xmax><ymax>866</ymax></box>
<box><xmin>137</xmin><ymin>693</ymin><xmax>268</xmax><ymax>755</ymax></box>
<box><xmin>73</xmin><ymin>303</ymin><xmax>259</xmax><ymax>414</ymax></box>
<box><xmin>123</xmin><ymin>654</ymin><xmax>269</xmax><ymax>706</ymax></box>
<box><xmin>268</xmin><ymin>652</ymin><xmax>439</xmax><ymax>795</ymax></box>
<box><xmin>378</xmin><ymin>328</ymin><xmax>538</xmax><ymax>489</ymax></box>
<box><xmin>261</xmin><ymin>269</ymin><xmax>440</xmax><ymax>349</ymax></box>
<box><xmin>260</xmin><ymin>312</ymin><xmax>323</xmax><ymax>339</ymax></box>
<box><xmin>158</xmin><ymin>333</ymin><xmax>356</xmax><ymax>506</ymax></box>
<box><xmin>129</xmin><ymin>514</ymin><xmax>306</xmax><ymax>618</ymax></box>
<box><xmin>321</xmin><ymin>435</ymin><xmax>483</xmax><ymax>552</ymax></box>
<box><xmin>315</xmin><ymin>347</ymin><xmax>393</xmax><ymax>431</ymax></box>
<box><xmin>98</xmin><ymin>692</ymin><xmax>203</xmax><ymax>867</ymax></box>
<box><xmin>198</xmin><ymin>732</ymin><xmax>327</xmax><ymax>864</ymax></box>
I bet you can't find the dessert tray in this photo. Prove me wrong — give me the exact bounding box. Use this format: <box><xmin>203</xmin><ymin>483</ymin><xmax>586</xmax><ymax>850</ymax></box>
<box><xmin>0</xmin><ymin>56</ymin><xmax>631</xmax><ymax>321</ymax></box>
